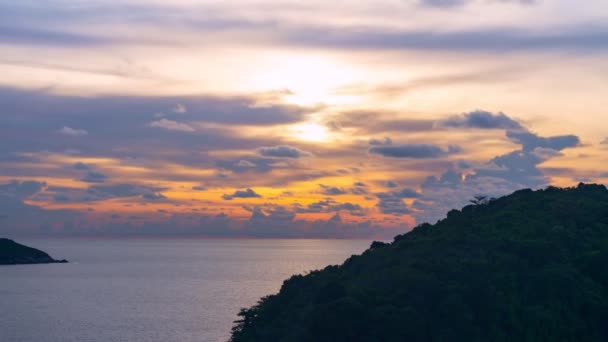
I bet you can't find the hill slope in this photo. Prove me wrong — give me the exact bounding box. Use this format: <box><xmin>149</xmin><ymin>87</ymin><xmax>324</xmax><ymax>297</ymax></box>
<box><xmin>231</xmin><ymin>184</ymin><xmax>608</xmax><ymax>342</ymax></box>
<box><xmin>0</xmin><ymin>238</ymin><xmax>67</xmax><ymax>265</ymax></box>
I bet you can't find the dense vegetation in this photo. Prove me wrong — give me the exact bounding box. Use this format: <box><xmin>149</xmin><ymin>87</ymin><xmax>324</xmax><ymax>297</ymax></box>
<box><xmin>0</xmin><ymin>238</ymin><xmax>67</xmax><ymax>265</ymax></box>
<box><xmin>231</xmin><ymin>184</ymin><xmax>608</xmax><ymax>342</ymax></box>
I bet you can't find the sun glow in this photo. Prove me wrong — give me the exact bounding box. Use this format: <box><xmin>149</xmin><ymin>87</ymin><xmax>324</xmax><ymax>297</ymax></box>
<box><xmin>249</xmin><ymin>53</ymin><xmax>362</xmax><ymax>106</ymax></box>
<box><xmin>290</xmin><ymin>123</ymin><xmax>331</xmax><ymax>142</ymax></box>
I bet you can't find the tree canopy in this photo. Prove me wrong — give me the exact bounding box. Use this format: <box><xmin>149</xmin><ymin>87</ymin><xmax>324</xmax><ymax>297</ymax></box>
<box><xmin>231</xmin><ymin>184</ymin><xmax>608</xmax><ymax>342</ymax></box>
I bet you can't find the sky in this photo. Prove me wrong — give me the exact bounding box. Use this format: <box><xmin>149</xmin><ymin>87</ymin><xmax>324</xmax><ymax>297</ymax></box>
<box><xmin>1</xmin><ymin>0</ymin><xmax>607</xmax><ymax>238</ymax></box>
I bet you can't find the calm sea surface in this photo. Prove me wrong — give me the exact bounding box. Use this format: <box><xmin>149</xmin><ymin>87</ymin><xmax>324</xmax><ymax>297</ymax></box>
<box><xmin>0</xmin><ymin>238</ymin><xmax>371</xmax><ymax>342</ymax></box>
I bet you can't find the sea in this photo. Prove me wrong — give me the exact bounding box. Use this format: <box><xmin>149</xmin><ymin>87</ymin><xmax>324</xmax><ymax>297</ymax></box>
<box><xmin>0</xmin><ymin>238</ymin><xmax>371</xmax><ymax>342</ymax></box>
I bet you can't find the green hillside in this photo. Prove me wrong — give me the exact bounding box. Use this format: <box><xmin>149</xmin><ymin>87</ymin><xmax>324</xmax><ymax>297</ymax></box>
<box><xmin>231</xmin><ymin>184</ymin><xmax>608</xmax><ymax>342</ymax></box>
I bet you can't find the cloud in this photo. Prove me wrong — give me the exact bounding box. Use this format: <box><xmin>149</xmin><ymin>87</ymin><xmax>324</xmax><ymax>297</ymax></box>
<box><xmin>0</xmin><ymin>180</ymin><xmax>84</xmax><ymax>235</ymax></box>
<box><xmin>217</xmin><ymin>157</ymin><xmax>285</xmax><ymax>174</ymax></box>
<box><xmin>334</xmin><ymin>111</ymin><xmax>435</xmax><ymax>135</ymax></box>
<box><xmin>172</xmin><ymin>103</ymin><xmax>187</xmax><ymax>113</ymax></box>
<box><xmin>58</xmin><ymin>126</ymin><xmax>88</xmax><ymax>136</ymax></box>
<box><xmin>87</xmin><ymin>184</ymin><xmax>166</xmax><ymax>200</ymax></box>
<box><xmin>148</xmin><ymin>118</ymin><xmax>195</xmax><ymax>132</ymax></box>
<box><xmin>294</xmin><ymin>199</ymin><xmax>364</xmax><ymax>214</ymax></box>
<box><xmin>318</xmin><ymin>184</ymin><xmax>347</xmax><ymax>195</ymax></box>
<box><xmin>394</xmin><ymin>188</ymin><xmax>421</xmax><ymax>198</ymax></box>
<box><xmin>456</xmin><ymin>160</ymin><xmax>472</xmax><ymax>169</ymax></box>
<box><xmin>506</xmin><ymin>130</ymin><xmax>580</xmax><ymax>151</ymax></box>
<box><xmin>369</xmin><ymin>137</ymin><xmax>393</xmax><ymax>146</ymax></box>
<box><xmin>73</xmin><ymin>162</ymin><xmax>91</xmax><ymax>170</ymax></box>
<box><xmin>436</xmin><ymin>110</ymin><xmax>523</xmax><ymax>130</ymax></box>
<box><xmin>374</xmin><ymin>187</ymin><xmax>419</xmax><ymax>215</ymax></box>
<box><xmin>385</xmin><ymin>181</ymin><xmax>399</xmax><ymax>188</ymax></box>
<box><xmin>351</xmin><ymin>187</ymin><xmax>368</xmax><ymax>195</ymax></box>
<box><xmin>280</xmin><ymin>24</ymin><xmax>608</xmax><ymax>52</ymax></box>
<box><xmin>222</xmin><ymin>188</ymin><xmax>261</xmax><ymax>200</ymax></box>
<box><xmin>192</xmin><ymin>185</ymin><xmax>207</xmax><ymax>191</ymax></box>
<box><xmin>0</xmin><ymin>180</ymin><xmax>46</xmax><ymax>198</ymax></box>
<box><xmin>601</xmin><ymin>138</ymin><xmax>608</xmax><ymax>145</ymax></box>
<box><xmin>0</xmin><ymin>25</ymin><xmax>108</xmax><ymax>47</ymax></box>
<box><xmin>142</xmin><ymin>193</ymin><xmax>167</xmax><ymax>200</ymax></box>
<box><xmin>236</xmin><ymin>160</ymin><xmax>257</xmax><ymax>168</ymax></box>
<box><xmin>81</xmin><ymin>171</ymin><xmax>109</xmax><ymax>183</ymax></box>
<box><xmin>376</xmin><ymin>193</ymin><xmax>411</xmax><ymax>215</ymax></box>
<box><xmin>418</xmin><ymin>0</ymin><xmax>535</xmax><ymax>8</ymax></box>
<box><xmin>257</xmin><ymin>145</ymin><xmax>312</xmax><ymax>158</ymax></box>
<box><xmin>418</xmin><ymin>0</ymin><xmax>467</xmax><ymax>7</ymax></box>
<box><xmin>411</xmin><ymin>126</ymin><xmax>581</xmax><ymax>224</ymax></box>
<box><xmin>369</xmin><ymin>144</ymin><xmax>462</xmax><ymax>158</ymax></box>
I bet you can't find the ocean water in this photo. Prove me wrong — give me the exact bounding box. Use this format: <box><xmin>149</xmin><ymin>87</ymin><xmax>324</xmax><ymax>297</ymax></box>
<box><xmin>0</xmin><ymin>238</ymin><xmax>371</xmax><ymax>342</ymax></box>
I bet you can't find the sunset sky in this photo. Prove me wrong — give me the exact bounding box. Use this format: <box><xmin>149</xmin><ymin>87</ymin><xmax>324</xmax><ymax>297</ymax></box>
<box><xmin>1</xmin><ymin>0</ymin><xmax>607</xmax><ymax>237</ymax></box>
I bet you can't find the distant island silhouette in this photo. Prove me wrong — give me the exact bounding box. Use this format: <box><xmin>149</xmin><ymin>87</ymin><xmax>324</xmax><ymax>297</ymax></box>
<box><xmin>231</xmin><ymin>184</ymin><xmax>608</xmax><ymax>341</ymax></box>
<box><xmin>0</xmin><ymin>238</ymin><xmax>68</xmax><ymax>265</ymax></box>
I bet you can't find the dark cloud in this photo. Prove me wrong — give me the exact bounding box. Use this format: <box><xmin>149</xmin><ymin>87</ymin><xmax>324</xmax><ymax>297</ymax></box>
<box><xmin>375</xmin><ymin>193</ymin><xmax>411</xmax><ymax>215</ymax></box>
<box><xmin>1</xmin><ymin>2</ymin><xmax>605</xmax><ymax>55</ymax></box>
<box><xmin>436</xmin><ymin>110</ymin><xmax>523</xmax><ymax>130</ymax></box>
<box><xmin>142</xmin><ymin>193</ymin><xmax>167</xmax><ymax>200</ymax></box>
<box><xmin>456</xmin><ymin>160</ymin><xmax>472</xmax><ymax>169</ymax></box>
<box><xmin>87</xmin><ymin>184</ymin><xmax>166</xmax><ymax>200</ymax></box>
<box><xmin>294</xmin><ymin>199</ymin><xmax>364</xmax><ymax>214</ymax></box>
<box><xmin>506</xmin><ymin>130</ymin><xmax>580</xmax><ymax>151</ymax></box>
<box><xmin>369</xmin><ymin>137</ymin><xmax>393</xmax><ymax>146</ymax></box>
<box><xmin>418</xmin><ymin>0</ymin><xmax>468</xmax><ymax>8</ymax></box>
<box><xmin>318</xmin><ymin>184</ymin><xmax>347</xmax><ymax>196</ymax></box>
<box><xmin>0</xmin><ymin>180</ymin><xmax>46</xmax><ymax>198</ymax></box>
<box><xmin>245</xmin><ymin>205</ymin><xmax>296</xmax><ymax>226</ymax></box>
<box><xmin>222</xmin><ymin>188</ymin><xmax>261</xmax><ymax>200</ymax></box>
<box><xmin>81</xmin><ymin>171</ymin><xmax>109</xmax><ymax>183</ymax></box>
<box><xmin>394</xmin><ymin>188</ymin><xmax>421</xmax><ymax>198</ymax></box>
<box><xmin>385</xmin><ymin>181</ymin><xmax>399</xmax><ymax>188</ymax></box>
<box><xmin>412</xmin><ymin>125</ymin><xmax>581</xmax><ymax>224</ymax></box>
<box><xmin>351</xmin><ymin>187</ymin><xmax>368</xmax><ymax>195</ymax></box>
<box><xmin>256</xmin><ymin>145</ymin><xmax>311</xmax><ymax>158</ymax></box>
<box><xmin>237</xmin><ymin>206</ymin><xmax>390</xmax><ymax>238</ymax></box>
<box><xmin>53</xmin><ymin>194</ymin><xmax>70</xmax><ymax>202</ymax></box>
<box><xmin>73</xmin><ymin>162</ymin><xmax>91</xmax><ymax>170</ymax></box>
<box><xmin>0</xmin><ymin>180</ymin><xmax>84</xmax><ymax>235</ymax></box>
<box><xmin>374</xmin><ymin>187</ymin><xmax>419</xmax><ymax>215</ymax></box>
<box><xmin>282</xmin><ymin>24</ymin><xmax>608</xmax><ymax>52</ymax></box>
<box><xmin>192</xmin><ymin>185</ymin><xmax>207</xmax><ymax>191</ymax></box>
<box><xmin>418</xmin><ymin>0</ymin><xmax>535</xmax><ymax>8</ymax></box>
<box><xmin>369</xmin><ymin>144</ymin><xmax>462</xmax><ymax>158</ymax></box>
<box><xmin>0</xmin><ymin>25</ymin><xmax>108</xmax><ymax>46</ymax></box>
<box><xmin>0</xmin><ymin>86</ymin><xmax>311</xmax><ymax>172</ymax></box>
<box><xmin>217</xmin><ymin>157</ymin><xmax>287</xmax><ymax>174</ymax></box>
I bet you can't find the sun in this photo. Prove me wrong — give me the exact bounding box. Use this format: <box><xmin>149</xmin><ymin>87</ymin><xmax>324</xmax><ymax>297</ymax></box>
<box><xmin>290</xmin><ymin>123</ymin><xmax>331</xmax><ymax>142</ymax></box>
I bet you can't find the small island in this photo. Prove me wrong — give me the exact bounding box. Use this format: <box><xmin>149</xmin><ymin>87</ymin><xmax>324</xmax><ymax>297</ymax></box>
<box><xmin>0</xmin><ymin>238</ymin><xmax>68</xmax><ymax>265</ymax></box>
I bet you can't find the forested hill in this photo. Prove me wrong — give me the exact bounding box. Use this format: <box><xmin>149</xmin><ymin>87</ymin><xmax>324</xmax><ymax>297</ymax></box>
<box><xmin>231</xmin><ymin>184</ymin><xmax>608</xmax><ymax>342</ymax></box>
<box><xmin>0</xmin><ymin>238</ymin><xmax>67</xmax><ymax>265</ymax></box>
